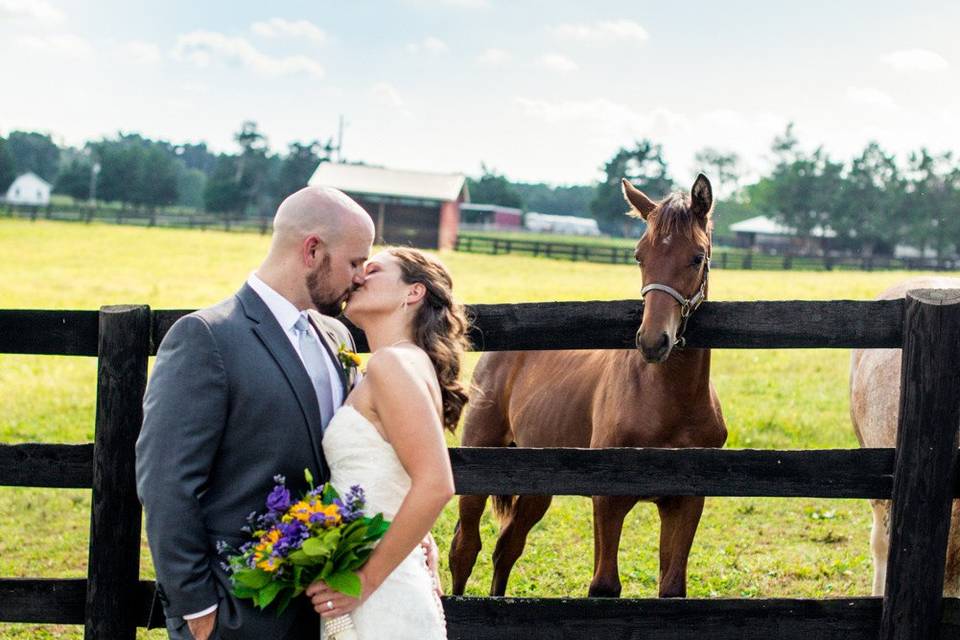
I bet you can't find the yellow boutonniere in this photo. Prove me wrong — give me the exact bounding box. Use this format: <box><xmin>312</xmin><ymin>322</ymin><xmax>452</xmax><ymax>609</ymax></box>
<box><xmin>337</xmin><ymin>343</ymin><xmax>362</xmax><ymax>371</ymax></box>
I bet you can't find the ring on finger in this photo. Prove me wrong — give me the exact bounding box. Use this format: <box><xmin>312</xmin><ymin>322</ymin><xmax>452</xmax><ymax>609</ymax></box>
<box><xmin>326</xmin><ymin>600</ymin><xmax>334</xmax><ymax>611</ymax></box>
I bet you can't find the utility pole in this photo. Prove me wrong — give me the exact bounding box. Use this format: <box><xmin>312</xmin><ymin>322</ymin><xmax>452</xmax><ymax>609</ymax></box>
<box><xmin>336</xmin><ymin>114</ymin><xmax>345</xmax><ymax>163</ymax></box>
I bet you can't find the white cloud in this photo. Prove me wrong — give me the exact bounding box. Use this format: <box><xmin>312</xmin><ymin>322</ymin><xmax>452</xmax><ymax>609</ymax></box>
<box><xmin>250</xmin><ymin>18</ymin><xmax>327</xmax><ymax>44</ymax></box>
<box><xmin>846</xmin><ymin>86</ymin><xmax>899</xmax><ymax>111</ymax></box>
<box><xmin>537</xmin><ymin>53</ymin><xmax>578</xmax><ymax>73</ymax></box>
<box><xmin>548</xmin><ymin>19</ymin><xmax>648</xmax><ymax>42</ymax></box>
<box><xmin>370</xmin><ymin>82</ymin><xmax>412</xmax><ymax>117</ymax></box>
<box><xmin>173</xmin><ymin>30</ymin><xmax>324</xmax><ymax>78</ymax></box>
<box><xmin>16</xmin><ymin>33</ymin><xmax>93</xmax><ymax>57</ymax></box>
<box><xmin>121</xmin><ymin>40</ymin><xmax>162</xmax><ymax>64</ymax></box>
<box><xmin>881</xmin><ymin>48</ymin><xmax>949</xmax><ymax>72</ymax></box>
<box><xmin>0</xmin><ymin>0</ymin><xmax>64</xmax><ymax>23</ymax></box>
<box><xmin>476</xmin><ymin>48</ymin><xmax>510</xmax><ymax>66</ymax></box>
<box><xmin>406</xmin><ymin>36</ymin><xmax>448</xmax><ymax>55</ymax></box>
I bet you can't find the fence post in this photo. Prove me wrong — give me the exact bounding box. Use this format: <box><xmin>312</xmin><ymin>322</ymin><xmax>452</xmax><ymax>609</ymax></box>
<box><xmin>879</xmin><ymin>289</ymin><xmax>960</xmax><ymax>640</ymax></box>
<box><xmin>84</xmin><ymin>305</ymin><xmax>151</xmax><ymax>640</ymax></box>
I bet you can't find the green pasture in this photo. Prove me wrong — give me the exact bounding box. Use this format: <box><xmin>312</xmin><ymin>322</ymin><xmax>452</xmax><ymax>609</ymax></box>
<box><xmin>0</xmin><ymin>218</ymin><xmax>949</xmax><ymax>638</ymax></box>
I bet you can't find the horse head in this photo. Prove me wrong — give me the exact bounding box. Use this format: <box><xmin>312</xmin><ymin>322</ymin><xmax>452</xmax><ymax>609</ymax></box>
<box><xmin>622</xmin><ymin>173</ymin><xmax>714</xmax><ymax>364</ymax></box>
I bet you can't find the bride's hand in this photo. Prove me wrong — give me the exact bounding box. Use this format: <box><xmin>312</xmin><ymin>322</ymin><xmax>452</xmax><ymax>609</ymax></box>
<box><xmin>306</xmin><ymin>573</ymin><xmax>373</xmax><ymax>618</ymax></box>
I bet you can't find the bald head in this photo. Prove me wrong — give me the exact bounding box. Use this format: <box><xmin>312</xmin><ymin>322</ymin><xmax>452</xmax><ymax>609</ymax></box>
<box><xmin>271</xmin><ymin>186</ymin><xmax>374</xmax><ymax>252</ymax></box>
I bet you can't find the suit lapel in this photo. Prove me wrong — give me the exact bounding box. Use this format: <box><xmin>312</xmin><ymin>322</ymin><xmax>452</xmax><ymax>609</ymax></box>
<box><xmin>237</xmin><ymin>285</ymin><xmax>326</xmax><ymax>475</ymax></box>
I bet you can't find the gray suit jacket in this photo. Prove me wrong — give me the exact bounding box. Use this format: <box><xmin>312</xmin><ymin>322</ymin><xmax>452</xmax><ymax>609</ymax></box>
<box><xmin>135</xmin><ymin>284</ymin><xmax>358</xmax><ymax>638</ymax></box>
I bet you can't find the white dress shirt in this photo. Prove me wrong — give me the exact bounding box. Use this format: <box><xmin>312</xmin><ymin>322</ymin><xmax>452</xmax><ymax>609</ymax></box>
<box><xmin>183</xmin><ymin>274</ymin><xmax>344</xmax><ymax>621</ymax></box>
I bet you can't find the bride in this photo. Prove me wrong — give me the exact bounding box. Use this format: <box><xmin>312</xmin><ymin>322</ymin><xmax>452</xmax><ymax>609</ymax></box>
<box><xmin>305</xmin><ymin>247</ymin><xmax>469</xmax><ymax>638</ymax></box>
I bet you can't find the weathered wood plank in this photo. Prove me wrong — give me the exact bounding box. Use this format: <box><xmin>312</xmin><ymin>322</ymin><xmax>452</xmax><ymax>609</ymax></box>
<box><xmin>152</xmin><ymin>299</ymin><xmax>904</xmax><ymax>355</ymax></box>
<box><xmin>1</xmin><ymin>580</ymin><xmax>959</xmax><ymax>638</ymax></box>
<box><xmin>450</xmin><ymin>447</ymin><xmax>899</xmax><ymax>498</ymax></box>
<box><xmin>0</xmin><ymin>443</ymin><xmax>93</xmax><ymax>488</ymax></box>
<box><xmin>85</xmin><ymin>306</ymin><xmax>150</xmax><ymax>640</ymax></box>
<box><xmin>0</xmin><ymin>310</ymin><xmax>99</xmax><ymax>356</ymax></box>
<box><xmin>8</xmin><ymin>443</ymin><xmax>960</xmax><ymax>499</ymax></box>
<box><xmin>880</xmin><ymin>289</ymin><xmax>960</xmax><ymax>640</ymax></box>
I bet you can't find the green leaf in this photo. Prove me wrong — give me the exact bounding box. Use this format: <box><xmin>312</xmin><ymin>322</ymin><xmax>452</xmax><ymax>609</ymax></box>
<box><xmin>274</xmin><ymin>589</ymin><xmax>293</xmax><ymax>616</ymax></box>
<box><xmin>325</xmin><ymin>571</ymin><xmax>362</xmax><ymax>598</ymax></box>
<box><xmin>287</xmin><ymin>549</ymin><xmax>318</xmax><ymax>566</ymax></box>
<box><xmin>234</xmin><ymin>569</ymin><xmax>271</xmax><ymax>589</ymax></box>
<box><xmin>302</xmin><ymin>537</ymin><xmax>333</xmax><ymax>558</ymax></box>
<box><xmin>304</xmin><ymin>468</ymin><xmax>314</xmax><ymax>488</ymax></box>
<box><xmin>257</xmin><ymin>581</ymin><xmax>284</xmax><ymax>609</ymax></box>
<box><xmin>322</xmin><ymin>483</ymin><xmax>340</xmax><ymax>503</ymax></box>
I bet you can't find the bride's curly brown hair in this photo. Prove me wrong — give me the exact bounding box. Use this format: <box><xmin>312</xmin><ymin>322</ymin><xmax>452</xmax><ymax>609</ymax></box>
<box><xmin>387</xmin><ymin>247</ymin><xmax>471</xmax><ymax>432</ymax></box>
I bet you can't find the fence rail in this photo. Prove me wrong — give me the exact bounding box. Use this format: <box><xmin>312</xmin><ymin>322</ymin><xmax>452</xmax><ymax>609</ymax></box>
<box><xmin>455</xmin><ymin>233</ymin><xmax>960</xmax><ymax>272</ymax></box>
<box><xmin>2</xmin><ymin>292</ymin><xmax>959</xmax><ymax>639</ymax></box>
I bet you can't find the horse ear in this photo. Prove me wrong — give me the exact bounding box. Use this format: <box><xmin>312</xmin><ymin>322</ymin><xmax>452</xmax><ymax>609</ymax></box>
<box><xmin>622</xmin><ymin>178</ymin><xmax>656</xmax><ymax>220</ymax></box>
<box><xmin>690</xmin><ymin>173</ymin><xmax>713</xmax><ymax>221</ymax></box>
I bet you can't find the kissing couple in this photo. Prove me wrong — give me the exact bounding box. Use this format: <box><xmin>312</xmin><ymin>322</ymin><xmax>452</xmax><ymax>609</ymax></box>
<box><xmin>136</xmin><ymin>186</ymin><xmax>468</xmax><ymax>639</ymax></box>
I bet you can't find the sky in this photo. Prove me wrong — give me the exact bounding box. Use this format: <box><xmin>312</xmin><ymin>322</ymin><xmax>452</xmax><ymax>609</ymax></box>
<box><xmin>1</xmin><ymin>0</ymin><xmax>959</xmax><ymax>186</ymax></box>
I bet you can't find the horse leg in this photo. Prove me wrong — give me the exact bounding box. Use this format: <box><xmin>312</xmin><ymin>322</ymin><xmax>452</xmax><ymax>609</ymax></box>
<box><xmin>589</xmin><ymin>495</ymin><xmax>640</xmax><ymax>597</ymax></box>
<box><xmin>449</xmin><ymin>494</ymin><xmax>488</xmax><ymax>595</ymax></box>
<box><xmin>450</xmin><ymin>385</ymin><xmax>513</xmax><ymax>595</ymax></box>
<box><xmin>656</xmin><ymin>495</ymin><xmax>704</xmax><ymax>598</ymax></box>
<box><xmin>942</xmin><ymin>501</ymin><xmax>960</xmax><ymax>596</ymax></box>
<box><xmin>869</xmin><ymin>499</ymin><xmax>890</xmax><ymax>596</ymax></box>
<box><xmin>490</xmin><ymin>495</ymin><xmax>553</xmax><ymax>596</ymax></box>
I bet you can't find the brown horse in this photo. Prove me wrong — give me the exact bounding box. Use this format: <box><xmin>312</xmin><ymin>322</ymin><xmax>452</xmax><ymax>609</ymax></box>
<box><xmin>850</xmin><ymin>276</ymin><xmax>960</xmax><ymax>596</ymax></box>
<box><xmin>449</xmin><ymin>174</ymin><xmax>727</xmax><ymax>598</ymax></box>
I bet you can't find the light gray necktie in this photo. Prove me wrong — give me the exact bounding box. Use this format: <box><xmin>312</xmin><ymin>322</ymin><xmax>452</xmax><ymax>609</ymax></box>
<box><xmin>293</xmin><ymin>312</ymin><xmax>336</xmax><ymax>431</ymax></box>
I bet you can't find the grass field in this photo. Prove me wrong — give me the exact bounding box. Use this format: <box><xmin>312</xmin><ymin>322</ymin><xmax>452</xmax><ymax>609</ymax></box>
<box><xmin>0</xmin><ymin>218</ymin><xmax>950</xmax><ymax>638</ymax></box>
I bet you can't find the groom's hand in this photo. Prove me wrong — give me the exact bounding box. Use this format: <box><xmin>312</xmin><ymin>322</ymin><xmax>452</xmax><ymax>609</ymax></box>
<box><xmin>186</xmin><ymin>611</ymin><xmax>216</xmax><ymax>640</ymax></box>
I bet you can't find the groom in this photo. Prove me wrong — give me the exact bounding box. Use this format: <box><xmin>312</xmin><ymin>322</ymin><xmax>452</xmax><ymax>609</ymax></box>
<box><xmin>136</xmin><ymin>186</ymin><xmax>375</xmax><ymax>640</ymax></box>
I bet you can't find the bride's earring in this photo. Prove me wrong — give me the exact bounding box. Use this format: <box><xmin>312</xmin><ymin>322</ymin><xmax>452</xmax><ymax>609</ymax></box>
<box><xmin>400</xmin><ymin>297</ymin><xmax>408</xmax><ymax>311</ymax></box>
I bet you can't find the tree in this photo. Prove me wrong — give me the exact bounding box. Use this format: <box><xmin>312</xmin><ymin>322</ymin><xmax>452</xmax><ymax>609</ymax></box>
<box><xmin>466</xmin><ymin>164</ymin><xmax>523</xmax><ymax>208</ymax></box>
<box><xmin>7</xmin><ymin>131</ymin><xmax>60</xmax><ymax>182</ymax></box>
<box><xmin>591</xmin><ymin>140</ymin><xmax>673</xmax><ymax>235</ymax></box>
<box><xmin>753</xmin><ymin>124</ymin><xmax>843</xmax><ymax>238</ymax></box>
<box><xmin>0</xmin><ymin>137</ymin><xmax>15</xmax><ymax>191</ymax></box>
<box><xmin>275</xmin><ymin>140</ymin><xmax>327</xmax><ymax>201</ymax></box>
<box><xmin>176</xmin><ymin>166</ymin><xmax>206</xmax><ymax>210</ymax></box>
<box><xmin>902</xmin><ymin>150</ymin><xmax>957</xmax><ymax>259</ymax></box>
<box><xmin>175</xmin><ymin>142</ymin><xmax>218</xmax><ymax>175</ymax></box>
<box><xmin>831</xmin><ymin>142</ymin><xmax>903</xmax><ymax>255</ymax></box>
<box><xmin>54</xmin><ymin>157</ymin><xmax>93</xmax><ymax>201</ymax></box>
<box><xmin>204</xmin><ymin>154</ymin><xmax>245</xmax><ymax>214</ymax></box>
<box><xmin>513</xmin><ymin>182</ymin><xmax>594</xmax><ymax>215</ymax></box>
<box><xmin>694</xmin><ymin>148</ymin><xmax>741</xmax><ymax>197</ymax></box>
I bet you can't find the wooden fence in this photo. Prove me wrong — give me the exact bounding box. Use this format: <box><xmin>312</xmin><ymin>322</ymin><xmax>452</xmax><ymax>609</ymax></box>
<box><xmin>4</xmin><ymin>202</ymin><xmax>272</xmax><ymax>234</ymax></box>
<box><xmin>455</xmin><ymin>234</ymin><xmax>960</xmax><ymax>272</ymax></box>
<box><xmin>1</xmin><ymin>292</ymin><xmax>960</xmax><ymax>639</ymax></box>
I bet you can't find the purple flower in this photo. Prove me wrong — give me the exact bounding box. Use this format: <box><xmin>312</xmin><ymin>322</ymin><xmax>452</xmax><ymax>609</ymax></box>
<box><xmin>266</xmin><ymin>485</ymin><xmax>292</xmax><ymax>513</ymax></box>
<box><xmin>272</xmin><ymin>520</ymin><xmax>309</xmax><ymax>557</ymax></box>
<box><xmin>341</xmin><ymin>485</ymin><xmax>366</xmax><ymax>522</ymax></box>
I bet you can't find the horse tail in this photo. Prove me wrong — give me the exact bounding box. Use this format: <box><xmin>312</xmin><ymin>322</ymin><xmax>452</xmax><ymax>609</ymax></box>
<box><xmin>490</xmin><ymin>442</ymin><xmax>517</xmax><ymax>523</ymax></box>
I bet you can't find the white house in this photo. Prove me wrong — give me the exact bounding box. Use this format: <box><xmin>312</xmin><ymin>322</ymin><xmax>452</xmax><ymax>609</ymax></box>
<box><xmin>4</xmin><ymin>172</ymin><xmax>52</xmax><ymax>206</ymax></box>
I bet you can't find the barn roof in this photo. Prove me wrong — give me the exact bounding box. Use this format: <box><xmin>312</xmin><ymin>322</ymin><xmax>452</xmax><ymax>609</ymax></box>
<box><xmin>308</xmin><ymin>163</ymin><xmax>468</xmax><ymax>203</ymax></box>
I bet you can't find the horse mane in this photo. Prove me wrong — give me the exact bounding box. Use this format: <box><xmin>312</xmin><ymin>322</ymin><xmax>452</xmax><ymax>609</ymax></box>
<box><xmin>645</xmin><ymin>192</ymin><xmax>712</xmax><ymax>245</ymax></box>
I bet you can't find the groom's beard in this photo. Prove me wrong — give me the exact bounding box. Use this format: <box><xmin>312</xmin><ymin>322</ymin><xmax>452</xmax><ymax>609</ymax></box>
<box><xmin>306</xmin><ymin>255</ymin><xmax>347</xmax><ymax>316</ymax></box>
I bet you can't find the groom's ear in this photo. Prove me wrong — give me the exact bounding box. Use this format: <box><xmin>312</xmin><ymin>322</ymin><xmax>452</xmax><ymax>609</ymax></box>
<box><xmin>303</xmin><ymin>235</ymin><xmax>328</xmax><ymax>267</ymax></box>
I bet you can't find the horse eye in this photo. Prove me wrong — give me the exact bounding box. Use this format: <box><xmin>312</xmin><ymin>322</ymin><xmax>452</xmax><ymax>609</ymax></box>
<box><xmin>691</xmin><ymin>254</ymin><xmax>705</xmax><ymax>267</ymax></box>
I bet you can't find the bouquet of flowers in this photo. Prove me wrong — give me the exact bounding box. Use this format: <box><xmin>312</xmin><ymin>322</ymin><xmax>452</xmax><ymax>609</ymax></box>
<box><xmin>219</xmin><ymin>469</ymin><xmax>389</xmax><ymax>638</ymax></box>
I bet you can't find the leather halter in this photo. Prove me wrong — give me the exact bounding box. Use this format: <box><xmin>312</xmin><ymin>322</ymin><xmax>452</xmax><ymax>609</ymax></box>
<box><xmin>637</xmin><ymin>255</ymin><xmax>710</xmax><ymax>349</ymax></box>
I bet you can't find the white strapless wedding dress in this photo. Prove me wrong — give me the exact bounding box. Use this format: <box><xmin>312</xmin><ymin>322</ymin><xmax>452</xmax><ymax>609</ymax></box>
<box><xmin>321</xmin><ymin>404</ymin><xmax>447</xmax><ymax>639</ymax></box>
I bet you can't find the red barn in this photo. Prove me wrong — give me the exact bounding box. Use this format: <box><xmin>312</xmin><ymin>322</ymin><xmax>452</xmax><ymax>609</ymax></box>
<box><xmin>308</xmin><ymin>163</ymin><xmax>468</xmax><ymax>250</ymax></box>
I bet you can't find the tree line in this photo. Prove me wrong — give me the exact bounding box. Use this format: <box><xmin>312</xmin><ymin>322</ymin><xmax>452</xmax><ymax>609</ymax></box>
<box><xmin>2</xmin><ymin>122</ymin><xmax>958</xmax><ymax>257</ymax></box>
<box><xmin>0</xmin><ymin>122</ymin><xmax>335</xmax><ymax>216</ymax></box>
<box><xmin>470</xmin><ymin>126</ymin><xmax>960</xmax><ymax>258</ymax></box>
